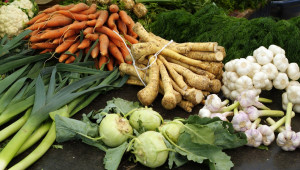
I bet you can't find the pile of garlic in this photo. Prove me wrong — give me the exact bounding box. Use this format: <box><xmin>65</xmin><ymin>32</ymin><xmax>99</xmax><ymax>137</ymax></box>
<box><xmin>222</xmin><ymin>45</ymin><xmax>300</xmax><ymax>112</ymax></box>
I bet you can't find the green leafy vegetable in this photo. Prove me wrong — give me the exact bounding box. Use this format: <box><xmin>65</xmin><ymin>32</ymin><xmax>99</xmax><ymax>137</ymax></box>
<box><xmin>99</xmin><ymin>98</ymin><xmax>140</xmax><ymax>116</ymax></box>
<box><xmin>104</xmin><ymin>142</ymin><xmax>128</xmax><ymax>170</ymax></box>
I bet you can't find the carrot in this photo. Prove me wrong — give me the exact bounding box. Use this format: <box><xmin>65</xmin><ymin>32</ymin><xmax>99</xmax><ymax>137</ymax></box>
<box><xmin>66</xmin><ymin>40</ymin><xmax>80</xmax><ymax>54</ymax></box>
<box><xmin>119</xmin><ymin>46</ymin><xmax>130</xmax><ymax>62</ymax></box>
<box><xmin>85</xmin><ymin>46</ymin><xmax>91</xmax><ymax>54</ymax></box>
<box><xmin>99</xmin><ymin>34</ymin><xmax>109</xmax><ymax>56</ymax></box>
<box><xmin>91</xmin><ymin>43</ymin><xmax>100</xmax><ymax>58</ymax></box>
<box><xmin>34</xmin><ymin>42</ymin><xmax>57</xmax><ymax>49</ymax></box>
<box><xmin>108</xmin><ymin>41</ymin><xmax>124</xmax><ymax>63</ymax></box>
<box><xmin>69</xmin><ymin>3</ymin><xmax>89</xmax><ymax>13</ymax></box>
<box><xmin>40</xmin><ymin>49</ymin><xmax>54</xmax><ymax>54</ymax></box>
<box><xmin>83</xmin><ymin>27</ymin><xmax>93</xmax><ymax>35</ymax></box>
<box><xmin>109</xmin><ymin>4</ymin><xmax>119</xmax><ymax>13</ymax></box>
<box><xmin>124</xmin><ymin>34</ymin><xmax>138</xmax><ymax>44</ymax></box>
<box><xmin>65</xmin><ymin>55</ymin><xmax>76</xmax><ymax>64</ymax></box>
<box><xmin>57</xmin><ymin>4</ymin><xmax>75</xmax><ymax>10</ymax></box>
<box><xmin>85</xmin><ymin>33</ymin><xmax>99</xmax><ymax>41</ymax></box>
<box><xmin>87</xmin><ymin>19</ymin><xmax>96</xmax><ymax>26</ymax></box>
<box><xmin>59</xmin><ymin>54</ymin><xmax>70</xmax><ymax>62</ymax></box>
<box><xmin>95</xmin><ymin>10</ymin><xmax>109</xmax><ymax>28</ymax></box>
<box><xmin>64</xmin><ymin>29</ymin><xmax>80</xmax><ymax>38</ymax></box>
<box><xmin>29</xmin><ymin>33</ymin><xmax>44</xmax><ymax>43</ymax></box>
<box><xmin>26</xmin><ymin>13</ymin><xmax>47</xmax><ymax>25</ymax></box>
<box><xmin>99</xmin><ymin>55</ymin><xmax>108</xmax><ymax>69</ymax></box>
<box><xmin>26</xmin><ymin>16</ymin><xmax>73</xmax><ymax>30</ymax></box>
<box><xmin>127</xmin><ymin>16</ymin><xmax>138</xmax><ymax>38</ymax></box>
<box><xmin>55</xmin><ymin>36</ymin><xmax>78</xmax><ymax>53</ymax></box>
<box><xmin>34</xmin><ymin>13</ymin><xmax>51</xmax><ymax>24</ymax></box>
<box><xmin>117</xmin><ymin>19</ymin><xmax>127</xmax><ymax>35</ymax></box>
<box><xmin>110</xmin><ymin>38</ymin><xmax>123</xmax><ymax>48</ymax></box>
<box><xmin>77</xmin><ymin>38</ymin><xmax>91</xmax><ymax>49</ymax></box>
<box><xmin>42</xmin><ymin>4</ymin><xmax>59</xmax><ymax>13</ymax></box>
<box><xmin>107</xmin><ymin>13</ymin><xmax>119</xmax><ymax>33</ymax></box>
<box><xmin>57</xmin><ymin>10</ymin><xmax>88</xmax><ymax>21</ymax></box>
<box><xmin>24</xmin><ymin>30</ymin><xmax>38</xmax><ymax>39</ymax></box>
<box><xmin>52</xmin><ymin>37</ymin><xmax>63</xmax><ymax>44</ymax></box>
<box><xmin>95</xmin><ymin>26</ymin><xmax>122</xmax><ymax>42</ymax></box>
<box><xmin>68</xmin><ymin>21</ymin><xmax>87</xmax><ymax>30</ymax></box>
<box><xmin>80</xmin><ymin>4</ymin><xmax>97</xmax><ymax>15</ymax></box>
<box><xmin>107</xmin><ymin>56</ymin><xmax>114</xmax><ymax>71</ymax></box>
<box><xmin>119</xmin><ymin>10</ymin><xmax>131</xmax><ymax>25</ymax></box>
<box><xmin>40</xmin><ymin>26</ymin><xmax>69</xmax><ymax>39</ymax></box>
<box><xmin>88</xmin><ymin>11</ymin><xmax>101</xmax><ymax>20</ymax></box>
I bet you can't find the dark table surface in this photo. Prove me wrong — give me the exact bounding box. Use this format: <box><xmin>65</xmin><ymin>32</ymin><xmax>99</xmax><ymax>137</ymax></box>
<box><xmin>8</xmin><ymin>84</ymin><xmax>300</xmax><ymax>170</ymax></box>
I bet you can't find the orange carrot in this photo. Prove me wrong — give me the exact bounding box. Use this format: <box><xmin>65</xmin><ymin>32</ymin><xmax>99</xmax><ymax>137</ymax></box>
<box><xmin>69</xmin><ymin>3</ymin><xmax>89</xmax><ymax>13</ymax></box>
<box><xmin>40</xmin><ymin>26</ymin><xmax>69</xmax><ymax>39</ymax></box>
<box><xmin>40</xmin><ymin>48</ymin><xmax>54</xmax><ymax>54</ymax></box>
<box><xmin>55</xmin><ymin>36</ymin><xmax>78</xmax><ymax>53</ymax></box>
<box><xmin>95</xmin><ymin>26</ymin><xmax>122</xmax><ymax>42</ymax></box>
<box><xmin>80</xmin><ymin>4</ymin><xmax>97</xmax><ymax>15</ymax></box>
<box><xmin>99</xmin><ymin>34</ymin><xmax>109</xmax><ymax>56</ymax></box>
<box><xmin>109</xmin><ymin>4</ymin><xmax>119</xmax><ymax>13</ymax></box>
<box><xmin>27</xmin><ymin>13</ymin><xmax>47</xmax><ymax>25</ymax></box>
<box><xmin>34</xmin><ymin>42</ymin><xmax>57</xmax><ymax>49</ymax></box>
<box><xmin>52</xmin><ymin>37</ymin><xmax>63</xmax><ymax>44</ymax></box>
<box><xmin>33</xmin><ymin>13</ymin><xmax>51</xmax><ymax>24</ymax></box>
<box><xmin>127</xmin><ymin>16</ymin><xmax>138</xmax><ymax>38</ymax></box>
<box><xmin>117</xmin><ymin>19</ymin><xmax>127</xmax><ymax>35</ymax></box>
<box><xmin>85</xmin><ymin>46</ymin><xmax>91</xmax><ymax>54</ymax></box>
<box><xmin>29</xmin><ymin>33</ymin><xmax>44</xmax><ymax>43</ymax></box>
<box><xmin>108</xmin><ymin>41</ymin><xmax>124</xmax><ymax>63</ymax></box>
<box><xmin>59</xmin><ymin>54</ymin><xmax>70</xmax><ymax>62</ymax></box>
<box><xmin>68</xmin><ymin>21</ymin><xmax>87</xmax><ymax>30</ymax></box>
<box><xmin>88</xmin><ymin>11</ymin><xmax>101</xmax><ymax>20</ymax></box>
<box><xmin>124</xmin><ymin>34</ymin><xmax>138</xmax><ymax>44</ymax></box>
<box><xmin>87</xmin><ymin>19</ymin><xmax>96</xmax><ymax>26</ymax></box>
<box><xmin>64</xmin><ymin>29</ymin><xmax>80</xmax><ymax>38</ymax></box>
<box><xmin>26</xmin><ymin>16</ymin><xmax>73</xmax><ymax>30</ymax></box>
<box><xmin>57</xmin><ymin>4</ymin><xmax>75</xmax><ymax>10</ymax></box>
<box><xmin>107</xmin><ymin>13</ymin><xmax>119</xmax><ymax>33</ymax></box>
<box><xmin>99</xmin><ymin>55</ymin><xmax>108</xmax><ymax>69</ymax></box>
<box><xmin>66</xmin><ymin>40</ymin><xmax>80</xmax><ymax>54</ymax></box>
<box><xmin>119</xmin><ymin>10</ymin><xmax>131</xmax><ymax>25</ymax></box>
<box><xmin>83</xmin><ymin>27</ymin><xmax>93</xmax><ymax>35</ymax></box>
<box><xmin>119</xmin><ymin>46</ymin><xmax>130</xmax><ymax>60</ymax></box>
<box><xmin>110</xmin><ymin>38</ymin><xmax>123</xmax><ymax>48</ymax></box>
<box><xmin>42</xmin><ymin>4</ymin><xmax>60</xmax><ymax>13</ymax></box>
<box><xmin>57</xmin><ymin>10</ymin><xmax>88</xmax><ymax>21</ymax></box>
<box><xmin>65</xmin><ymin>55</ymin><xmax>76</xmax><ymax>64</ymax></box>
<box><xmin>95</xmin><ymin>10</ymin><xmax>109</xmax><ymax>28</ymax></box>
<box><xmin>78</xmin><ymin>38</ymin><xmax>91</xmax><ymax>49</ymax></box>
<box><xmin>85</xmin><ymin>33</ymin><xmax>99</xmax><ymax>41</ymax></box>
<box><xmin>91</xmin><ymin>43</ymin><xmax>100</xmax><ymax>58</ymax></box>
<box><xmin>107</xmin><ymin>56</ymin><xmax>114</xmax><ymax>71</ymax></box>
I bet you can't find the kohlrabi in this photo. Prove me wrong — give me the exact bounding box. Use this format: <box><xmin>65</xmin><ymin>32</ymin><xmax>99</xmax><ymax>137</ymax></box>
<box><xmin>99</xmin><ymin>114</ymin><xmax>133</xmax><ymax>147</ymax></box>
<box><xmin>130</xmin><ymin>131</ymin><xmax>169</xmax><ymax>168</ymax></box>
<box><xmin>159</xmin><ymin>120</ymin><xmax>184</xmax><ymax>143</ymax></box>
<box><xmin>127</xmin><ymin>107</ymin><xmax>163</xmax><ymax>131</ymax></box>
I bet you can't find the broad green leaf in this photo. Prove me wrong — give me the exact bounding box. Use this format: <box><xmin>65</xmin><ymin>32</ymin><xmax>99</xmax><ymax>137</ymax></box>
<box><xmin>104</xmin><ymin>142</ymin><xmax>128</xmax><ymax>170</ymax></box>
<box><xmin>32</xmin><ymin>75</ymin><xmax>46</xmax><ymax>114</ymax></box>
<box><xmin>177</xmin><ymin>133</ymin><xmax>234</xmax><ymax>170</ymax></box>
<box><xmin>46</xmin><ymin>67</ymin><xmax>57</xmax><ymax>102</ymax></box>
<box><xmin>184</xmin><ymin>115</ymin><xmax>221</xmax><ymax>125</ymax></box>
<box><xmin>183</xmin><ymin>124</ymin><xmax>215</xmax><ymax>145</ymax></box>
<box><xmin>99</xmin><ymin>98</ymin><xmax>141</xmax><ymax>116</ymax></box>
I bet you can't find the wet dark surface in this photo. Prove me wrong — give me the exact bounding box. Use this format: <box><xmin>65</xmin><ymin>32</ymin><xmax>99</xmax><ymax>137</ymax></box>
<box><xmin>9</xmin><ymin>85</ymin><xmax>300</xmax><ymax>170</ymax></box>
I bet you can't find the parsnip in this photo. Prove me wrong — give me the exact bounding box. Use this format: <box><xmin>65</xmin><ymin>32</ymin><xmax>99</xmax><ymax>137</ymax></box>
<box><xmin>157</xmin><ymin>59</ymin><xmax>177</xmax><ymax>110</ymax></box>
<box><xmin>159</xmin><ymin>55</ymin><xmax>187</xmax><ymax>90</ymax></box>
<box><xmin>186</xmin><ymin>51</ymin><xmax>224</xmax><ymax>62</ymax></box>
<box><xmin>181</xmin><ymin>42</ymin><xmax>218</xmax><ymax>52</ymax></box>
<box><xmin>217</xmin><ymin>46</ymin><xmax>226</xmax><ymax>58</ymax></box>
<box><xmin>170</xmin><ymin>63</ymin><xmax>221</xmax><ymax>93</ymax></box>
<box><xmin>178</xmin><ymin>100</ymin><xmax>194</xmax><ymax>112</ymax></box>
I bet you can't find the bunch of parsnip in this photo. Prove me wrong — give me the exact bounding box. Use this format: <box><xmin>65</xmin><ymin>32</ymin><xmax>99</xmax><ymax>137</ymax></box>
<box><xmin>25</xmin><ymin>3</ymin><xmax>137</xmax><ymax>70</ymax></box>
<box><xmin>120</xmin><ymin>23</ymin><xmax>224</xmax><ymax>112</ymax></box>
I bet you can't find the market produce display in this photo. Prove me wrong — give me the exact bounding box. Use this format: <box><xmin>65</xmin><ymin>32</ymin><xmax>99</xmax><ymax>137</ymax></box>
<box><xmin>0</xmin><ymin>0</ymin><xmax>300</xmax><ymax>170</ymax></box>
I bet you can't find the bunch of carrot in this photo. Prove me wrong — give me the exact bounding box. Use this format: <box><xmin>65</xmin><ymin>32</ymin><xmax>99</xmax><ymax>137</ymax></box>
<box><xmin>25</xmin><ymin>3</ymin><xmax>138</xmax><ymax>70</ymax></box>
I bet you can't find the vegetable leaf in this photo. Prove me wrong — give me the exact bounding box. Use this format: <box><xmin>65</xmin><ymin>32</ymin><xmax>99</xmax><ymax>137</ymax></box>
<box><xmin>183</xmin><ymin>124</ymin><xmax>215</xmax><ymax>145</ymax></box>
<box><xmin>99</xmin><ymin>98</ymin><xmax>140</xmax><ymax>116</ymax></box>
<box><xmin>103</xmin><ymin>142</ymin><xmax>128</xmax><ymax>170</ymax></box>
<box><xmin>176</xmin><ymin>132</ymin><xmax>233</xmax><ymax>170</ymax></box>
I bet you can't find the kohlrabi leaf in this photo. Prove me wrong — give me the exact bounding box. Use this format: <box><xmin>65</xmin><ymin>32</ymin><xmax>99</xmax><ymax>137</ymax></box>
<box><xmin>176</xmin><ymin>133</ymin><xmax>234</xmax><ymax>170</ymax></box>
<box><xmin>165</xmin><ymin>138</ymin><xmax>187</xmax><ymax>169</ymax></box>
<box><xmin>55</xmin><ymin>115</ymin><xmax>99</xmax><ymax>142</ymax></box>
<box><xmin>183</xmin><ymin>124</ymin><xmax>215</xmax><ymax>145</ymax></box>
<box><xmin>103</xmin><ymin>142</ymin><xmax>128</xmax><ymax>170</ymax></box>
<box><xmin>184</xmin><ymin>115</ymin><xmax>221</xmax><ymax>125</ymax></box>
<box><xmin>206</xmin><ymin>121</ymin><xmax>247</xmax><ymax>149</ymax></box>
<box><xmin>100</xmin><ymin>98</ymin><xmax>140</xmax><ymax>116</ymax></box>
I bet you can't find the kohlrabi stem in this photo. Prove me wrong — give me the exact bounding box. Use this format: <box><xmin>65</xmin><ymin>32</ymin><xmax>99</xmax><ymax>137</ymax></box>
<box><xmin>266</xmin><ymin>118</ymin><xmax>285</xmax><ymax>133</ymax></box>
<box><xmin>251</xmin><ymin>118</ymin><xmax>261</xmax><ymax>129</ymax></box>
<box><xmin>234</xmin><ymin>107</ymin><xmax>239</xmax><ymax>116</ymax></box>
<box><xmin>269</xmin><ymin>111</ymin><xmax>295</xmax><ymax>132</ymax></box>
<box><xmin>124</xmin><ymin>108</ymin><xmax>138</xmax><ymax>118</ymax></box>
<box><xmin>258</xmin><ymin>110</ymin><xmax>284</xmax><ymax>117</ymax></box>
<box><xmin>126</xmin><ymin>138</ymin><xmax>136</xmax><ymax>152</ymax></box>
<box><xmin>9</xmin><ymin>123</ymin><xmax>56</xmax><ymax>170</ymax></box>
<box><xmin>0</xmin><ymin>108</ymin><xmax>31</xmax><ymax>143</ymax></box>
<box><xmin>221</xmin><ymin>101</ymin><xmax>239</xmax><ymax>112</ymax></box>
<box><xmin>162</xmin><ymin>131</ymin><xmax>190</xmax><ymax>154</ymax></box>
<box><xmin>258</xmin><ymin>97</ymin><xmax>272</xmax><ymax>103</ymax></box>
<box><xmin>15</xmin><ymin>121</ymin><xmax>52</xmax><ymax>156</ymax></box>
<box><xmin>285</xmin><ymin>102</ymin><xmax>293</xmax><ymax>131</ymax></box>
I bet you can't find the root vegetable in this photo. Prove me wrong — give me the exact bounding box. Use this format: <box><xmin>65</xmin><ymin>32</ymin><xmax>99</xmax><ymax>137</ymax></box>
<box><xmin>107</xmin><ymin>13</ymin><xmax>119</xmax><ymax>33</ymax></box>
<box><xmin>69</xmin><ymin>3</ymin><xmax>89</xmax><ymax>13</ymax></box>
<box><xmin>181</xmin><ymin>42</ymin><xmax>218</xmax><ymax>52</ymax></box>
<box><xmin>79</xmin><ymin>3</ymin><xmax>97</xmax><ymax>15</ymax></box>
<box><xmin>94</xmin><ymin>10</ymin><xmax>109</xmax><ymax>29</ymax></box>
<box><xmin>120</xmin><ymin>0</ymin><xmax>135</xmax><ymax>10</ymax></box>
<box><xmin>55</xmin><ymin>36</ymin><xmax>78</xmax><ymax>53</ymax></box>
<box><xmin>186</xmin><ymin>51</ymin><xmax>224</xmax><ymax>62</ymax></box>
<box><xmin>178</xmin><ymin>100</ymin><xmax>194</xmax><ymax>112</ymax></box>
<box><xmin>133</xmin><ymin>3</ymin><xmax>148</xmax><ymax>18</ymax></box>
<box><xmin>109</xmin><ymin>4</ymin><xmax>119</xmax><ymax>13</ymax></box>
<box><xmin>56</xmin><ymin>10</ymin><xmax>89</xmax><ymax>21</ymax></box>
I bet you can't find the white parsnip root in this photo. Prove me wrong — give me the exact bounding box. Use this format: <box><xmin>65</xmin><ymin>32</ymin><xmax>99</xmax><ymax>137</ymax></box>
<box><xmin>121</xmin><ymin>22</ymin><xmax>224</xmax><ymax>112</ymax></box>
